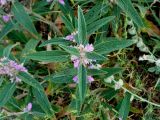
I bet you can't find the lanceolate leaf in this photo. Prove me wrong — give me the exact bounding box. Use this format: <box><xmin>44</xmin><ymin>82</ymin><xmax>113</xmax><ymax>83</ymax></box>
<box><xmin>78</xmin><ymin>64</ymin><xmax>87</xmax><ymax>103</ymax></box>
<box><xmin>0</xmin><ymin>83</ymin><xmax>16</xmax><ymax>107</ymax></box>
<box><xmin>102</xmin><ymin>67</ymin><xmax>123</xmax><ymax>77</ymax></box>
<box><xmin>86</xmin><ymin>52</ymin><xmax>106</xmax><ymax>60</ymax></box>
<box><xmin>12</xmin><ymin>2</ymin><xmax>38</xmax><ymax>36</ymax></box>
<box><xmin>3</xmin><ymin>43</ymin><xmax>19</xmax><ymax>58</ymax></box>
<box><xmin>85</xmin><ymin>4</ymin><xmax>107</xmax><ymax>24</ymax></box>
<box><xmin>78</xmin><ymin>6</ymin><xmax>87</xmax><ymax>45</ymax></box>
<box><xmin>87</xmin><ymin>16</ymin><xmax>115</xmax><ymax>35</ymax></box>
<box><xmin>45</xmin><ymin>68</ymin><xmax>77</xmax><ymax>83</ymax></box>
<box><xmin>59</xmin><ymin>45</ymin><xmax>79</xmax><ymax>56</ymax></box>
<box><xmin>61</xmin><ymin>15</ymin><xmax>75</xmax><ymax>32</ymax></box>
<box><xmin>95</xmin><ymin>39</ymin><xmax>136</xmax><ymax>54</ymax></box>
<box><xmin>18</xmin><ymin>72</ymin><xmax>43</xmax><ymax>91</ymax></box>
<box><xmin>22</xmin><ymin>39</ymin><xmax>39</xmax><ymax>55</ymax></box>
<box><xmin>26</xmin><ymin>50</ymin><xmax>69</xmax><ymax>62</ymax></box>
<box><xmin>32</xmin><ymin>88</ymin><xmax>54</xmax><ymax>117</ymax></box>
<box><xmin>0</xmin><ymin>21</ymin><xmax>16</xmax><ymax>41</ymax></box>
<box><xmin>116</xmin><ymin>0</ymin><xmax>144</xmax><ymax>28</ymax></box>
<box><xmin>119</xmin><ymin>92</ymin><xmax>131</xmax><ymax>120</ymax></box>
<box><xmin>39</xmin><ymin>38</ymin><xmax>70</xmax><ymax>47</ymax></box>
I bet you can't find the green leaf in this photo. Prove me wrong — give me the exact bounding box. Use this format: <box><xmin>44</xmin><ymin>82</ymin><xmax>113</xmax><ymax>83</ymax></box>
<box><xmin>78</xmin><ymin>64</ymin><xmax>87</xmax><ymax>103</ymax></box>
<box><xmin>12</xmin><ymin>2</ymin><xmax>38</xmax><ymax>36</ymax></box>
<box><xmin>0</xmin><ymin>83</ymin><xmax>16</xmax><ymax>107</ymax></box>
<box><xmin>100</xmin><ymin>88</ymin><xmax>118</xmax><ymax>100</ymax></box>
<box><xmin>45</xmin><ymin>68</ymin><xmax>77</xmax><ymax>83</ymax></box>
<box><xmin>21</xmin><ymin>39</ymin><xmax>39</xmax><ymax>60</ymax></box>
<box><xmin>87</xmin><ymin>16</ymin><xmax>115</xmax><ymax>35</ymax></box>
<box><xmin>119</xmin><ymin>92</ymin><xmax>131</xmax><ymax>120</ymax></box>
<box><xmin>0</xmin><ymin>21</ymin><xmax>16</xmax><ymax>41</ymax></box>
<box><xmin>32</xmin><ymin>88</ymin><xmax>54</xmax><ymax>117</ymax></box>
<box><xmin>88</xmin><ymin>69</ymin><xmax>108</xmax><ymax>75</ymax></box>
<box><xmin>60</xmin><ymin>15</ymin><xmax>75</xmax><ymax>32</ymax></box>
<box><xmin>18</xmin><ymin>72</ymin><xmax>43</xmax><ymax>91</ymax></box>
<box><xmin>39</xmin><ymin>38</ymin><xmax>70</xmax><ymax>47</ymax></box>
<box><xmin>59</xmin><ymin>45</ymin><xmax>79</xmax><ymax>56</ymax></box>
<box><xmin>102</xmin><ymin>67</ymin><xmax>123</xmax><ymax>77</ymax></box>
<box><xmin>78</xmin><ymin>6</ymin><xmax>87</xmax><ymax>45</ymax></box>
<box><xmin>26</xmin><ymin>50</ymin><xmax>69</xmax><ymax>62</ymax></box>
<box><xmin>3</xmin><ymin>43</ymin><xmax>19</xmax><ymax>58</ymax></box>
<box><xmin>7</xmin><ymin>30</ymin><xmax>28</xmax><ymax>43</ymax></box>
<box><xmin>85</xmin><ymin>4</ymin><xmax>107</xmax><ymax>24</ymax></box>
<box><xmin>95</xmin><ymin>38</ymin><xmax>136</xmax><ymax>54</ymax></box>
<box><xmin>116</xmin><ymin>0</ymin><xmax>144</xmax><ymax>28</ymax></box>
<box><xmin>86</xmin><ymin>52</ymin><xmax>106</xmax><ymax>60</ymax></box>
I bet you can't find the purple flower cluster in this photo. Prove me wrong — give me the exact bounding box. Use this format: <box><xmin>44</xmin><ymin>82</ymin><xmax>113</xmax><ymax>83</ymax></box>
<box><xmin>0</xmin><ymin>57</ymin><xmax>27</xmax><ymax>82</ymax></box>
<box><xmin>71</xmin><ymin>44</ymin><xmax>94</xmax><ymax>68</ymax></box>
<box><xmin>73</xmin><ymin>75</ymin><xmax>94</xmax><ymax>83</ymax></box>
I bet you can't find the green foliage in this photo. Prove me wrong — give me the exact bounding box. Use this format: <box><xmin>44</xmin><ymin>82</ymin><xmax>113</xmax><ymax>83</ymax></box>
<box><xmin>18</xmin><ymin>72</ymin><xmax>43</xmax><ymax>91</ymax></box>
<box><xmin>26</xmin><ymin>50</ymin><xmax>70</xmax><ymax>62</ymax></box>
<box><xmin>119</xmin><ymin>92</ymin><xmax>131</xmax><ymax>120</ymax></box>
<box><xmin>32</xmin><ymin>88</ymin><xmax>54</xmax><ymax>117</ymax></box>
<box><xmin>95</xmin><ymin>39</ymin><xmax>136</xmax><ymax>54</ymax></box>
<box><xmin>116</xmin><ymin>0</ymin><xmax>144</xmax><ymax>28</ymax></box>
<box><xmin>0</xmin><ymin>22</ymin><xmax>17</xmax><ymax>41</ymax></box>
<box><xmin>12</xmin><ymin>2</ymin><xmax>38</xmax><ymax>36</ymax></box>
<box><xmin>78</xmin><ymin>64</ymin><xmax>87</xmax><ymax>103</ymax></box>
<box><xmin>78</xmin><ymin>6</ymin><xmax>87</xmax><ymax>45</ymax></box>
<box><xmin>0</xmin><ymin>83</ymin><xmax>16</xmax><ymax>107</ymax></box>
<box><xmin>0</xmin><ymin>0</ymin><xmax>159</xmax><ymax>119</ymax></box>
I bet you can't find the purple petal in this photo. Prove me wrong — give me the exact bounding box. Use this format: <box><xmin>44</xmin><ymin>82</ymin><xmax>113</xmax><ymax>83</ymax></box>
<box><xmin>87</xmin><ymin>76</ymin><xmax>94</xmax><ymax>83</ymax></box>
<box><xmin>65</xmin><ymin>34</ymin><xmax>74</xmax><ymax>41</ymax></box>
<box><xmin>2</xmin><ymin>15</ymin><xmax>10</xmax><ymax>22</ymax></box>
<box><xmin>0</xmin><ymin>0</ymin><xmax>7</xmax><ymax>5</ymax></box>
<box><xmin>84</xmin><ymin>44</ymin><xmax>94</xmax><ymax>52</ymax></box>
<box><xmin>58</xmin><ymin>0</ymin><xmax>65</xmax><ymax>5</ymax></box>
<box><xmin>27</xmin><ymin>103</ymin><xmax>32</xmax><ymax>111</ymax></box>
<box><xmin>73</xmin><ymin>75</ymin><xmax>78</xmax><ymax>83</ymax></box>
<box><xmin>73</xmin><ymin>59</ymin><xmax>80</xmax><ymax>68</ymax></box>
<box><xmin>71</xmin><ymin>55</ymin><xmax>78</xmax><ymax>61</ymax></box>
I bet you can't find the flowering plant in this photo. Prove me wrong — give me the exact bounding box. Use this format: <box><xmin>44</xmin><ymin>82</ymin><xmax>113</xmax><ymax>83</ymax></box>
<box><xmin>0</xmin><ymin>0</ymin><xmax>159</xmax><ymax>119</ymax></box>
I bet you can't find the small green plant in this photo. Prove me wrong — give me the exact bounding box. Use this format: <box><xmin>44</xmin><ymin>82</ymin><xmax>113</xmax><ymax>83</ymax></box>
<box><xmin>0</xmin><ymin>0</ymin><xmax>159</xmax><ymax>119</ymax></box>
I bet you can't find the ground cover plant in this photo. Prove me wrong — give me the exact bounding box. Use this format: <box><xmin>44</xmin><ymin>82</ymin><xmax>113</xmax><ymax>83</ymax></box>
<box><xmin>0</xmin><ymin>0</ymin><xmax>160</xmax><ymax>119</ymax></box>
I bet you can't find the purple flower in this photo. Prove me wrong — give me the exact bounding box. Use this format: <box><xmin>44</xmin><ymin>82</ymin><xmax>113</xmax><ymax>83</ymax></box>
<box><xmin>71</xmin><ymin>55</ymin><xmax>80</xmax><ymax>68</ymax></box>
<box><xmin>9</xmin><ymin>60</ymin><xmax>27</xmax><ymax>72</ymax></box>
<box><xmin>72</xmin><ymin>75</ymin><xmax>94</xmax><ymax>83</ymax></box>
<box><xmin>73</xmin><ymin>59</ymin><xmax>80</xmax><ymax>68</ymax></box>
<box><xmin>84</xmin><ymin>44</ymin><xmax>94</xmax><ymax>52</ymax></box>
<box><xmin>73</xmin><ymin>76</ymin><xmax>78</xmax><ymax>83</ymax></box>
<box><xmin>87</xmin><ymin>76</ymin><xmax>94</xmax><ymax>83</ymax></box>
<box><xmin>58</xmin><ymin>0</ymin><xmax>65</xmax><ymax>5</ymax></box>
<box><xmin>0</xmin><ymin>57</ymin><xmax>27</xmax><ymax>82</ymax></box>
<box><xmin>23</xmin><ymin>103</ymin><xmax>32</xmax><ymax>112</ymax></box>
<box><xmin>2</xmin><ymin>15</ymin><xmax>10</xmax><ymax>22</ymax></box>
<box><xmin>0</xmin><ymin>0</ymin><xmax>7</xmax><ymax>5</ymax></box>
<box><xmin>71</xmin><ymin>55</ymin><xmax>78</xmax><ymax>61</ymax></box>
<box><xmin>65</xmin><ymin>34</ymin><xmax>74</xmax><ymax>41</ymax></box>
